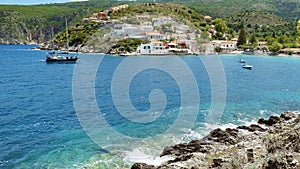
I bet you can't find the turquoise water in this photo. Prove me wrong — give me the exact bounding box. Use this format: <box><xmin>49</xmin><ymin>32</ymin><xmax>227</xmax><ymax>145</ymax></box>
<box><xmin>1</xmin><ymin>45</ymin><xmax>300</xmax><ymax>168</ymax></box>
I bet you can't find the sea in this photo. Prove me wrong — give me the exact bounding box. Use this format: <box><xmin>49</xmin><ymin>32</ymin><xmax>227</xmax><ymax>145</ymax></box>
<box><xmin>1</xmin><ymin>44</ymin><xmax>300</xmax><ymax>168</ymax></box>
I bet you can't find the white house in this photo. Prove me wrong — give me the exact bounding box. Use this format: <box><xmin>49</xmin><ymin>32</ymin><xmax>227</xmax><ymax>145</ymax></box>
<box><xmin>146</xmin><ymin>32</ymin><xmax>167</xmax><ymax>40</ymax></box>
<box><xmin>136</xmin><ymin>40</ymin><xmax>193</xmax><ymax>55</ymax></box>
<box><xmin>212</xmin><ymin>40</ymin><xmax>236</xmax><ymax>51</ymax></box>
<box><xmin>111</xmin><ymin>24</ymin><xmax>123</xmax><ymax>36</ymax></box>
<box><xmin>123</xmin><ymin>26</ymin><xmax>139</xmax><ymax>36</ymax></box>
<box><xmin>219</xmin><ymin>41</ymin><xmax>236</xmax><ymax>51</ymax></box>
<box><xmin>138</xmin><ymin>25</ymin><xmax>154</xmax><ymax>33</ymax></box>
<box><xmin>152</xmin><ymin>16</ymin><xmax>172</xmax><ymax>27</ymax></box>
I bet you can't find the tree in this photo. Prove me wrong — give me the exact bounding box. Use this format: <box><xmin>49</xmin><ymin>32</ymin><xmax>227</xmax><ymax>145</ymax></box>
<box><xmin>297</xmin><ymin>20</ymin><xmax>300</xmax><ymax>44</ymax></box>
<box><xmin>237</xmin><ymin>28</ymin><xmax>247</xmax><ymax>47</ymax></box>
<box><xmin>268</xmin><ymin>41</ymin><xmax>283</xmax><ymax>53</ymax></box>
<box><xmin>213</xmin><ymin>18</ymin><xmax>229</xmax><ymax>39</ymax></box>
<box><xmin>215</xmin><ymin>46</ymin><xmax>221</xmax><ymax>53</ymax></box>
<box><xmin>249</xmin><ymin>33</ymin><xmax>257</xmax><ymax>46</ymax></box>
<box><xmin>213</xmin><ymin>18</ymin><xmax>229</xmax><ymax>34</ymax></box>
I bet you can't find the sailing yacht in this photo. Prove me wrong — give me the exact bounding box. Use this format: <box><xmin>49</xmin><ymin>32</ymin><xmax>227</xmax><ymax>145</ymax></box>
<box><xmin>46</xmin><ymin>19</ymin><xmax>78</xmax><ymax>63</ymax></box>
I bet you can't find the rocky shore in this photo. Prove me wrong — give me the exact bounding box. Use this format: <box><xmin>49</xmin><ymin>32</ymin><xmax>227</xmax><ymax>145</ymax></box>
<box><xmin>131</xmin><ymin>112</ymin><xmax>300</xmax><ymax>169</ymax></box>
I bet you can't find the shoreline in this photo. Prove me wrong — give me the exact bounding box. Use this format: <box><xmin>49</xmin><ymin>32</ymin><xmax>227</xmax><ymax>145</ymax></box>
<box><xmin>131</xmin><ymin>112</ymin><xmax>300</xmax><ymax>169</ymax></box>
<box><xmin>31</xmin><ymin>46</ymin><xmax>300</xmax><ymax>58</ymax></box>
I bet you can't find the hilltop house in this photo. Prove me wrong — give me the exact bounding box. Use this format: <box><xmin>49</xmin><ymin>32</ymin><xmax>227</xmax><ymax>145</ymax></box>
<box><xmin>82</xmin><ymin>4</ymin><xmax>128</xmax><ymax>24</ymax></box>
<box><xmin>109</xmin><ymin>4</ymin><xmax>129</xmax><ymax>13</ymax></box>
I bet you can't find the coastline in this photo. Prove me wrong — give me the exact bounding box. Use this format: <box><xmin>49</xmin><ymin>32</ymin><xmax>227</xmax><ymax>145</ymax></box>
<box><xmin>131</xmin><ymin>112</ymin><xmax>300</xmax><ymax>169</ymax></box>
<box><xmin>33</xmin><ymin>46</ymin><xmax>300</xmax><ymax>58</ymax></box>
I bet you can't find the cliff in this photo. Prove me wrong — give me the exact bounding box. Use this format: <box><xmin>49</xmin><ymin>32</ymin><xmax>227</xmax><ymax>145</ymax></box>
<box><xmin>0</xmin><ymin>4</ymin><xmax>100</xmax><ymax>44</ymax></box>
<box><xmin>132</xmin><ymin>112</ymin><xmax>300</xmax><ymax>169</ymax></box>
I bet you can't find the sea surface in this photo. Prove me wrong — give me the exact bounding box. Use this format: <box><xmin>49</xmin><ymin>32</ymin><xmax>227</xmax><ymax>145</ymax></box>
<box><xmin>1</xmin><ymin>44</ymin><xmax>300</xmax><ymax>168</ymax></box>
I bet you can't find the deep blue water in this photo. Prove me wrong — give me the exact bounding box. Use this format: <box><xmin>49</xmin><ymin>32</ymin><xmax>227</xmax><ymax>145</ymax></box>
<box><xmin>1</xmin><ymin>45</ymin><xmax>300</xmax><ymax>168</ymax></box>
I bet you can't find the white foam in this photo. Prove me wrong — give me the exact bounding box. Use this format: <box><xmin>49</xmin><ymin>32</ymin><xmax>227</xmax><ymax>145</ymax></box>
<box><xmin>124</xmin><ymin>148</ymin><xmax>174</xmax><ymax>166</ymax></box>
<box><xmin>259</xmin><ymin>110</ymin><xmax>267</xmax><ymax>115</ymax></box>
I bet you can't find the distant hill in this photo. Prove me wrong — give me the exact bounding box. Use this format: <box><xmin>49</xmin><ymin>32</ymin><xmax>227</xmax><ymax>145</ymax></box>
<box><xmin>156</xmin><ymin>0</ymin><xmax>299</xmax><ymax>20</ymax></box>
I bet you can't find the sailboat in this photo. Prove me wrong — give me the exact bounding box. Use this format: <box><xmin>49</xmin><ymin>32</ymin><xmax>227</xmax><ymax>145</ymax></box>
<box><xmin>46</xmin><ymin>19</ymin><xmax>78</xmax><ymax>63</ymax></box>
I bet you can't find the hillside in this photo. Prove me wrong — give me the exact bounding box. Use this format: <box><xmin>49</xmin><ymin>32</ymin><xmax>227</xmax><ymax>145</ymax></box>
<box><xmin>57</xmin><ymin>3</ymin><xmax>207</xmax><ymax>53</ymax></box>
<box><xmin>0</xmin><ymin>0</ymin><xmax>298</xmax><ymax>45</ymax></box>
<box><xmin>0</xmin><ymin>0</ymin><xmax>124</xmax><ymax>44</ymax></box>
<box><xmin>174</xmin><ymin>0</ymin><xmax>300</xmax><ymax>20</ymax></box>
<box><xmin>225</xmin><ymin>11</ymin><xmax>297</xmax><ymax>40</ymax></box>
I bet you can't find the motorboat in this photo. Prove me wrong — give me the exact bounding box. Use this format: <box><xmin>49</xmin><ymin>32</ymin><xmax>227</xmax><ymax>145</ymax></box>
<box><xmin>242</xmin><ymin>63</ymin><xmax>253</xmax><ymax>70</ymax></box>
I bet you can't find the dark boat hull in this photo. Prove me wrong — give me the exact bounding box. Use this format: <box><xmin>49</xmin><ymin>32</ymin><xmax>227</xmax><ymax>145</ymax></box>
<box><xmin>242</xmin><ymin>65</ymin><xmax>252</xmax><ymax>70</ymax></box>
<box><xmin>46</xmin><ymin>57</ymin><xmax>78</xmax><ymax>63</ymax></box>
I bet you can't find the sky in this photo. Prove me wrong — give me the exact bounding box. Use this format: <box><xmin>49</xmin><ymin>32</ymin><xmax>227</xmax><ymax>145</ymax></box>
<box><xmin>0</xmin><ymin>0</ymin><xmax>88</xmax><ymax>5</ymax></box>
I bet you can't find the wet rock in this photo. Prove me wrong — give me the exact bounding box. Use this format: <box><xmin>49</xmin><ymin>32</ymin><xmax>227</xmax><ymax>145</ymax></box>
<box><xmin>258</xmin><ymin>115</ymin><xmax>282</xmax><ymax>126</ymax></box>
<box><xmin>280</xmin><ymin>111</ymin><xmax>298</xmax><ymax>120</ymax></box>
<box><xmin>238</xmin><ymin>124</ymin><xmax>267</xmax><ymax>132</ymax></box>
<box><xmin>131</xmin><ymin>163</ymin><xmax>155</xmax><ymax>169</ymax></box>
<box><xmin>167</xmin><ymin>154</ymin><xmax>193</xmax><ymax>164</ymax></box>
<box><xmin>131</xmin><ymin>112</ymin><xmax>300</xmax><ymax>169</ymax></box>
<box><xmin>161</xmin><ymin>140</ymin><xmax>210</xmax><ymax>157</ymax></box>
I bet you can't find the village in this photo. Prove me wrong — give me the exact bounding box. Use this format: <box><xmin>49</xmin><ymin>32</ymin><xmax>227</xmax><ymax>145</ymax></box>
<box><xmin>79</xmin><ymin>4</ymin><xmax>299</xmax><ymax>56</ymax></box>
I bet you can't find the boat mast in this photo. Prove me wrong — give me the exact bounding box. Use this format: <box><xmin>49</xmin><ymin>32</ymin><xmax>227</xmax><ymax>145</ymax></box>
<box><xmin>65</xmin><ymin>18</ymin><xmax>69</xmax><ymax>53</ymax></box>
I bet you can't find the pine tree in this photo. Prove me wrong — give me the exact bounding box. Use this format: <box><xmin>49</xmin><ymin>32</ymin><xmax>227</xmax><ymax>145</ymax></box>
<box><xmin>237</xmin><ymin>28</ymin><xmax>247</xmax><ymax>47</ymax></box>
<box><xmin>249</xmin><ymin>34</ymin><xmax>257</xmax><ymax>46</ymax></box>
<box><xmin>297</xmin><ymin>20</ymin><xmax>300</xmax><ymax>44</ymax></box>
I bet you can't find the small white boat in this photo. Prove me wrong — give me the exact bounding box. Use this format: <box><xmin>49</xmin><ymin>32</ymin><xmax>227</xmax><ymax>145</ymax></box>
<box><xmin>242</xmin><ymin>64</ymin><xmax>253</xmax><ymax>70</ymax></box>
<box><xmin>239</xmin><ymin>58</ymin><xmax>246</xmax><ymax>63</ymax></box>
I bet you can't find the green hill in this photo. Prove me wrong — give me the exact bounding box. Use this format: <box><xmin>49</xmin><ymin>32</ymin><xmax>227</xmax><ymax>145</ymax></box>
<box><xmin>159</xmin><ymin>0</ymin><xmax>299</xmax><ymax>20</ymax></box>
<box><xmin>0</xmin><ymin>0</ymin><xmax>298</xmax><ymax>44</ymax></box>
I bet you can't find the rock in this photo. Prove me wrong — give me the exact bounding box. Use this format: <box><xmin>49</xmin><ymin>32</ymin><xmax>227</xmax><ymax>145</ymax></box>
<box><xmin>160</xmin><ymin>140</ymin><xmax>210</xmax><ymax>157</ymax></box>
<box><xmin>238</xmin><ymin>124</ymin><xmax>267</xmax><ymax>132</ymax></box>
<box><xmin>280</xmin><ymin>111</ymin><xmax>298</xmax><ymax>120</ymax></box>
<box><xmin>167</xmin><ymin>154</ymin><xmax>193</xmax><ymax>164</ymax></box>
<box><xmin>286</xmin><ymin>154</ymin><xmax>293</xmax><ymax>163</ymax></box>
<box><xmin>290</xmin><ymin>159</ymin><xmax>298</xmax><ymax>167</ymax></box>
<box><xmin>205</xmin><ymin>128</ymin><xmax>239</xmax><ymax>145</ymax></box>
<box><xmin>264</xmin><ymin>159</ymin><xmax>287</xmax><ymax>169</ymax></box>
<box><xmin>131</xmin><ymin>163</ymin><xmax>155</xmax><ymax>169</ymax></box>
<box><xmin>258</xmin><ymin>115</ymin><xmax>282</xmax><ymax>126</ymax></box>
<box><xmin>131</xmin><ymin>112</ymin><xmax>300</xmax><ymax>169</ymax></box>
<box><xmin>212</xmin><ymin>158</ymin><xmax>225</xmax><ymax>168</ymax></box>
<box><xmin>247</xmin><ymin>149</ymin><xmax>254</xmax><ymax>163</ymax></box>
